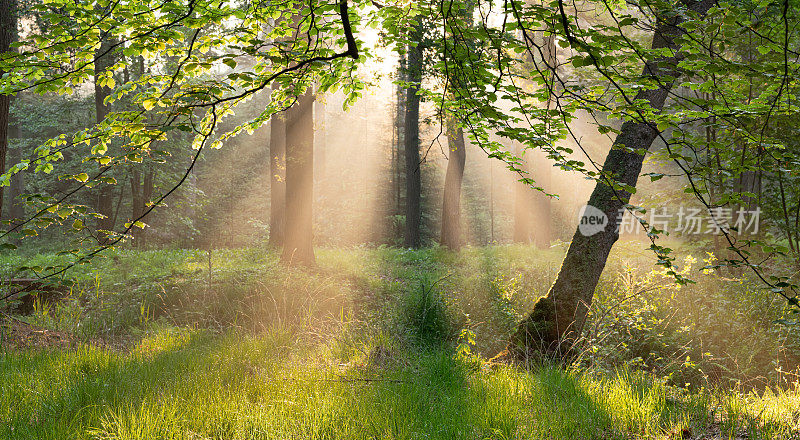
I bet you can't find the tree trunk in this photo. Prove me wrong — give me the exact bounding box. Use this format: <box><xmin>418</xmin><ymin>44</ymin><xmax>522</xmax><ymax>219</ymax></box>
<box><xmin>392</xmin><ymin>52</ymin><xmax>407</xmax><ymax>241</ymax></box>
<box><xmin>8</xmin><ymin>122</ymin><xmax>23</xmax><ymax>222</ymax></box>
<box><xmin>440</xmin><ymin>116</ymin><xmax>466</xmax><ymax>250</ymax></box>
<box><xmin>514</xmin><ymin>26</ymin><xmax>557</xmax><ymax>246</ymax></box>
<box><xmin>512</xmin><ymin>142</ymin><xmax>532</xmax><ymax>244</ymax></box>
<box><xmin>403</xmin><ymin>26</ymin><xmax>423</xmax><ymax>249</ymax></box>
<box><xmin>130</xmin><ymin>166</ymin><xmax>154</xmax><ymax>247</ymax></box>
<box><xmin>95</xmin><ymin>33</ymin><xmax>115</xmax><ymax>235</ymax></box>
<box><xmin>531</xmin><ymin>26</ymin><xmax>556</xmax><ymax>249</ymax></box>
<box><xmin>511</xmin><ymin>0</ymin><xmax>714</xmax><ymax>357</ymax></box>
<box><xmin>0</xmin><ymin>0</ymin><xmax>17</xmax><ymax>221</ymax></box>
<box><xmin>531</xmin><ymin>150</ymin><xmax>552</xmax><ymax>249</ymax></box>
<box><xmin>269</xmin><ymin>108</ymin><xmax>286</xmax><ymax>248</ymax></box>
<box><xmin>281</xmin><ymin>90</ymin><xmax>315</xmax><ymax>266</ymax></box>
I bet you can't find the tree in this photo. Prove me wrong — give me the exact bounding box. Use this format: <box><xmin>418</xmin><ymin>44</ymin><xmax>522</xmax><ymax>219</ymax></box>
<box><xmin>269</xmin><ymin>105</ymin><xmax>286</xmax><ymax>249</ymax></box>
<box><xmin>512</xmin><ymin>149</ymin><xmax>552</xmax><ymax>247</ymax></box>
<box><xmin>510</xmin><ymin>0</ymin><xmax>716</xmax><ymax>357</ymax></box>
<box><xmin>403</xmin><ymin>23</ymin><xmax>424</xmax><ymax>249</ymax></box>
<box><xmin>130</xmin><ymin>165</ymin><xmax>154</xmax><ymax>247</ymax></box>
<box><xmin>281</xmin><ymin>89</ymin><xmax>315</xmax><ymax>266</ymax></box>
<box><xmin>440</xmin><ymin>115</ymin><xmax>466</xmax><ymax>249</ymax></box>
<box><xmin>0</xmin><ymin>0</ymin><xmax>16</xmax><ymax>220</ymax></box>
<box><xmin>7</xmin><ymin>118</ymin><xmax>22</xmax><ymax>222</ymax></box>
<box><xmin>512</xmin><ymin>143</ymin><xmax>533</xmax><ymax>244</ymax></box>
<box><xmin>94</xmin><ymin>30</ymin><xmax>115</xmax><ymax>237</ymax></box>
<box><xmin>0</xmin><ymin>0</ymin><xmax>361</xmax><ymax>285</ymax></box>
<box><xmin>530</xmin><ymin>151</ymin><xmax>551</xmax><ymax>249</ymax></box>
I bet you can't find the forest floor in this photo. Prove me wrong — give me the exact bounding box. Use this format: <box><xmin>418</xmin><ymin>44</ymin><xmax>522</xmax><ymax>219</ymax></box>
<box><xmin>1</xmin><ymin>243</ymin><xmax>799</xmax><ymax>439</ymax></box>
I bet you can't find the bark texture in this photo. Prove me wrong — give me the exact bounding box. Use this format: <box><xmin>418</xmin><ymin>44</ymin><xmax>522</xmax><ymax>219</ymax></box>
<box><xmin>281</xmin><ymin>90</ymin><xmax>315</xmax><ymax>266</ymax></box>
<box><xmin>440</xmin><ymin>117</ymin><xmax>466</xmax><ymax>249</ymax></box>
<box><xmin>403</xmin><ymin>26</ymin><xmax>423</xmax><ymax>249</ymax></box>
<box><xmin>511</xmin><ymin>0</ymin><xmax>715</xmax><ymax>358</ymax></box>
<box><xmin>95</xmin><ymin>34</ymin><xmax>115</xmax><ymax>235</ymax></box>
<box><xmin>0</xmin><ymin>0</ymin><xmax>16</xmax><ymax>220</ymax></box>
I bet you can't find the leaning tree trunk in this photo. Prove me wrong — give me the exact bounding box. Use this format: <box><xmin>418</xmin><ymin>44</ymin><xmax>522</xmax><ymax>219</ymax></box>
<box><xmin>403</xmin><ymin>25</ymin><xmax>424</xmax><ymax>249</ymax></box>
<box><xmin>440</xmin><ymin>116</ymin><xmax>466</xmax><ymax>250</ymax></box>
<box><xmin>0</xmin><ymin>0</ymin><xmax>16</xmax><ymax>220</ymax></box>
<box><xmin>510</xmin><ymin>0</ymin><xmax>714</xmax><ymax>358</ymax></box>
<box><xmin>281</xmin><ymin>90</ymin><xmax>315</xmax><ymax>266</ymax></box>
<box><xmin>269</xmin><ymin>106</ymin><xmax>286</xmax><ymax>248</ymax></box>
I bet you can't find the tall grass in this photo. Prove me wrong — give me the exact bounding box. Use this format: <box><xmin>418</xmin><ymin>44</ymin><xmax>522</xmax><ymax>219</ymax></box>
<box><xmin>2</xmin><ymin>244</ymin><xmax>800</xmax><ymax>438</ymax></box>
<box><xmin>2</xmin><ymin>325</ymin><xmax>798</xmax><ymax>439</ymax></box>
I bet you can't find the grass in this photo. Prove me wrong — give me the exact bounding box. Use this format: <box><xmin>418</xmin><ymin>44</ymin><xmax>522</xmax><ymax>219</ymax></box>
<box><xmin>1</xmin><ymin>243</ymin><xmax>800</xmax><ymax>439</ymax></box>
<box><xmin>2</xmin><ymin>325</ymin><xmax>798</xmax><ymax>439</ymax></box>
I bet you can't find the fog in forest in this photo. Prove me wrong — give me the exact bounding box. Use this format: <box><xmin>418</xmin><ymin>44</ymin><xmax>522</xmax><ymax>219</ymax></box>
<box><xmin>198</xmin><ymin>69</ymin><xmax>624</xmax><ymax>249</ymax></box>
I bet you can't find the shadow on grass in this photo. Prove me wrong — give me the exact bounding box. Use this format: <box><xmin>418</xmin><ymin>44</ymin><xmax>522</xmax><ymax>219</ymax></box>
<box><xmin>3</xmin><ymin>325</ymin><xmax>775</xmax><ymax>440</ymax></box>
<box><xmin>0</xmin><ymin>329</ymin><xmax>235</xmax><ymax>439</ymax></box>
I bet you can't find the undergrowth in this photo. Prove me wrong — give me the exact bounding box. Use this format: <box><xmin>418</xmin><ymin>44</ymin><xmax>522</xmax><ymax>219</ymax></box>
<box><xmin>1</xmin><ymin>243</ymin><xmax>799</xmax><ymax>439</ymax></box>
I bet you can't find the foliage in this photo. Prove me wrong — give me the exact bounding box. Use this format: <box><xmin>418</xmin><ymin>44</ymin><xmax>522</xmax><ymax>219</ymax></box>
<box><xmin>580</xmin><ymin>246</ymin><xmax>800</xmax><ymax>390</ymax></box>
<box><xmin>4</xmin><ymin>244</ymin><xmax>796</xmax><ymax>390</ymax></box>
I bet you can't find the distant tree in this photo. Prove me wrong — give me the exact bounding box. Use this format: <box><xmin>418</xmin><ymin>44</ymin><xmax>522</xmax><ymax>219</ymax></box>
<box><xmin>530</xmin><ymin>151</ymin><xmax>552</xmax><ymax>249</ymax></box>
<box><xmin>438</xmin><ymin>0</ymin><xmax>475</xmax><ymax>250</ymax></box>
<box><xmin>93</xmin><ymin>30</ymin><xmax>115</xmax><ymax>237</ymax></box>
<box><xmin>7</xmin><ymin>118</ymin><xmax>22</xmax><ymax>222</ymax></box>
<box><xmin>129</xmin><ymin>165</ymin><xmax>153</xmax><ymax>247</ymax></box>
<box><xmin>0</xmin><ymin>0</ymin><xmax>361</xmax><ymax>285</ymax></box>
<box><xmin>512</xmin><ymin>142</ymin><xmax>533</xmax><ymax>244</ymax></box>
<box><xmin>269</xmin><ymin>102</ymin><xmax>286</xmax><ymax>248</ymax></box>
<box><xmin>440</xmin><ymin>115</ymin><xmax>466</xmax><ymax>249</ymax></box>
<box><xmin>281</xmin><ymin>89</ymin><xmax>315</xmax><ymax>266</ymax></box>
<box><xmin>403</xmin><ymin>23</ymin><xmax>424</xmax><ymax>249</ymax></box>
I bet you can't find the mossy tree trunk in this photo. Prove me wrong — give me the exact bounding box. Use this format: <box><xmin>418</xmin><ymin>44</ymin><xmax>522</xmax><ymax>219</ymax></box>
<box><xmin>511</xmin><ymin>0</ymin><xmax>714</xmax><ymax>358</ymax></box>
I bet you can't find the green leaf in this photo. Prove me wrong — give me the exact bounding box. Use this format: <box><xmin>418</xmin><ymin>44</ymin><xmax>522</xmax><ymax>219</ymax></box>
<box><xmin>142</xmin><ymin>99</ymin><xmax>157</xmax><ymax>111</ymax></box>
<box><xmin>223</xmin><ymin>58</ymin><xmax>237</xmax><ymax>69</ymax></box>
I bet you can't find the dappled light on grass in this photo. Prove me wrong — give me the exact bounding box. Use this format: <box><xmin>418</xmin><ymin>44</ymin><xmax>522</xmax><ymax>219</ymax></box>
<box><xmin>3</xmin><ymin>325</ymin><xmax>799</xmax><ymax>439</ymax></box>
<box><xmin>2</xmin><ymin>246</ymin><xmax>800</xmax><ymax>439</ymax></box>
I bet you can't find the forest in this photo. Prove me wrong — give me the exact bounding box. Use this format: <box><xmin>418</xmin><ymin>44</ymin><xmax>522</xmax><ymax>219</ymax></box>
<box><xmin>1</xmin><ymin>0</ymin><xmax>800</xmax><ymax>438</ymax></box>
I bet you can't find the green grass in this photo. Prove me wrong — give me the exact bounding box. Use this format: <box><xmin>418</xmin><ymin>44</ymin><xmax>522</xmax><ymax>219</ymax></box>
<box><xmin>2</xmin><ymin>243</ymin><xmax>800</xmax><ymax>439</ymax></box>
<box><xmin>2</xmin><ymin>325</ymin><xmax>798</xmax><ymax>439</ymax></box>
